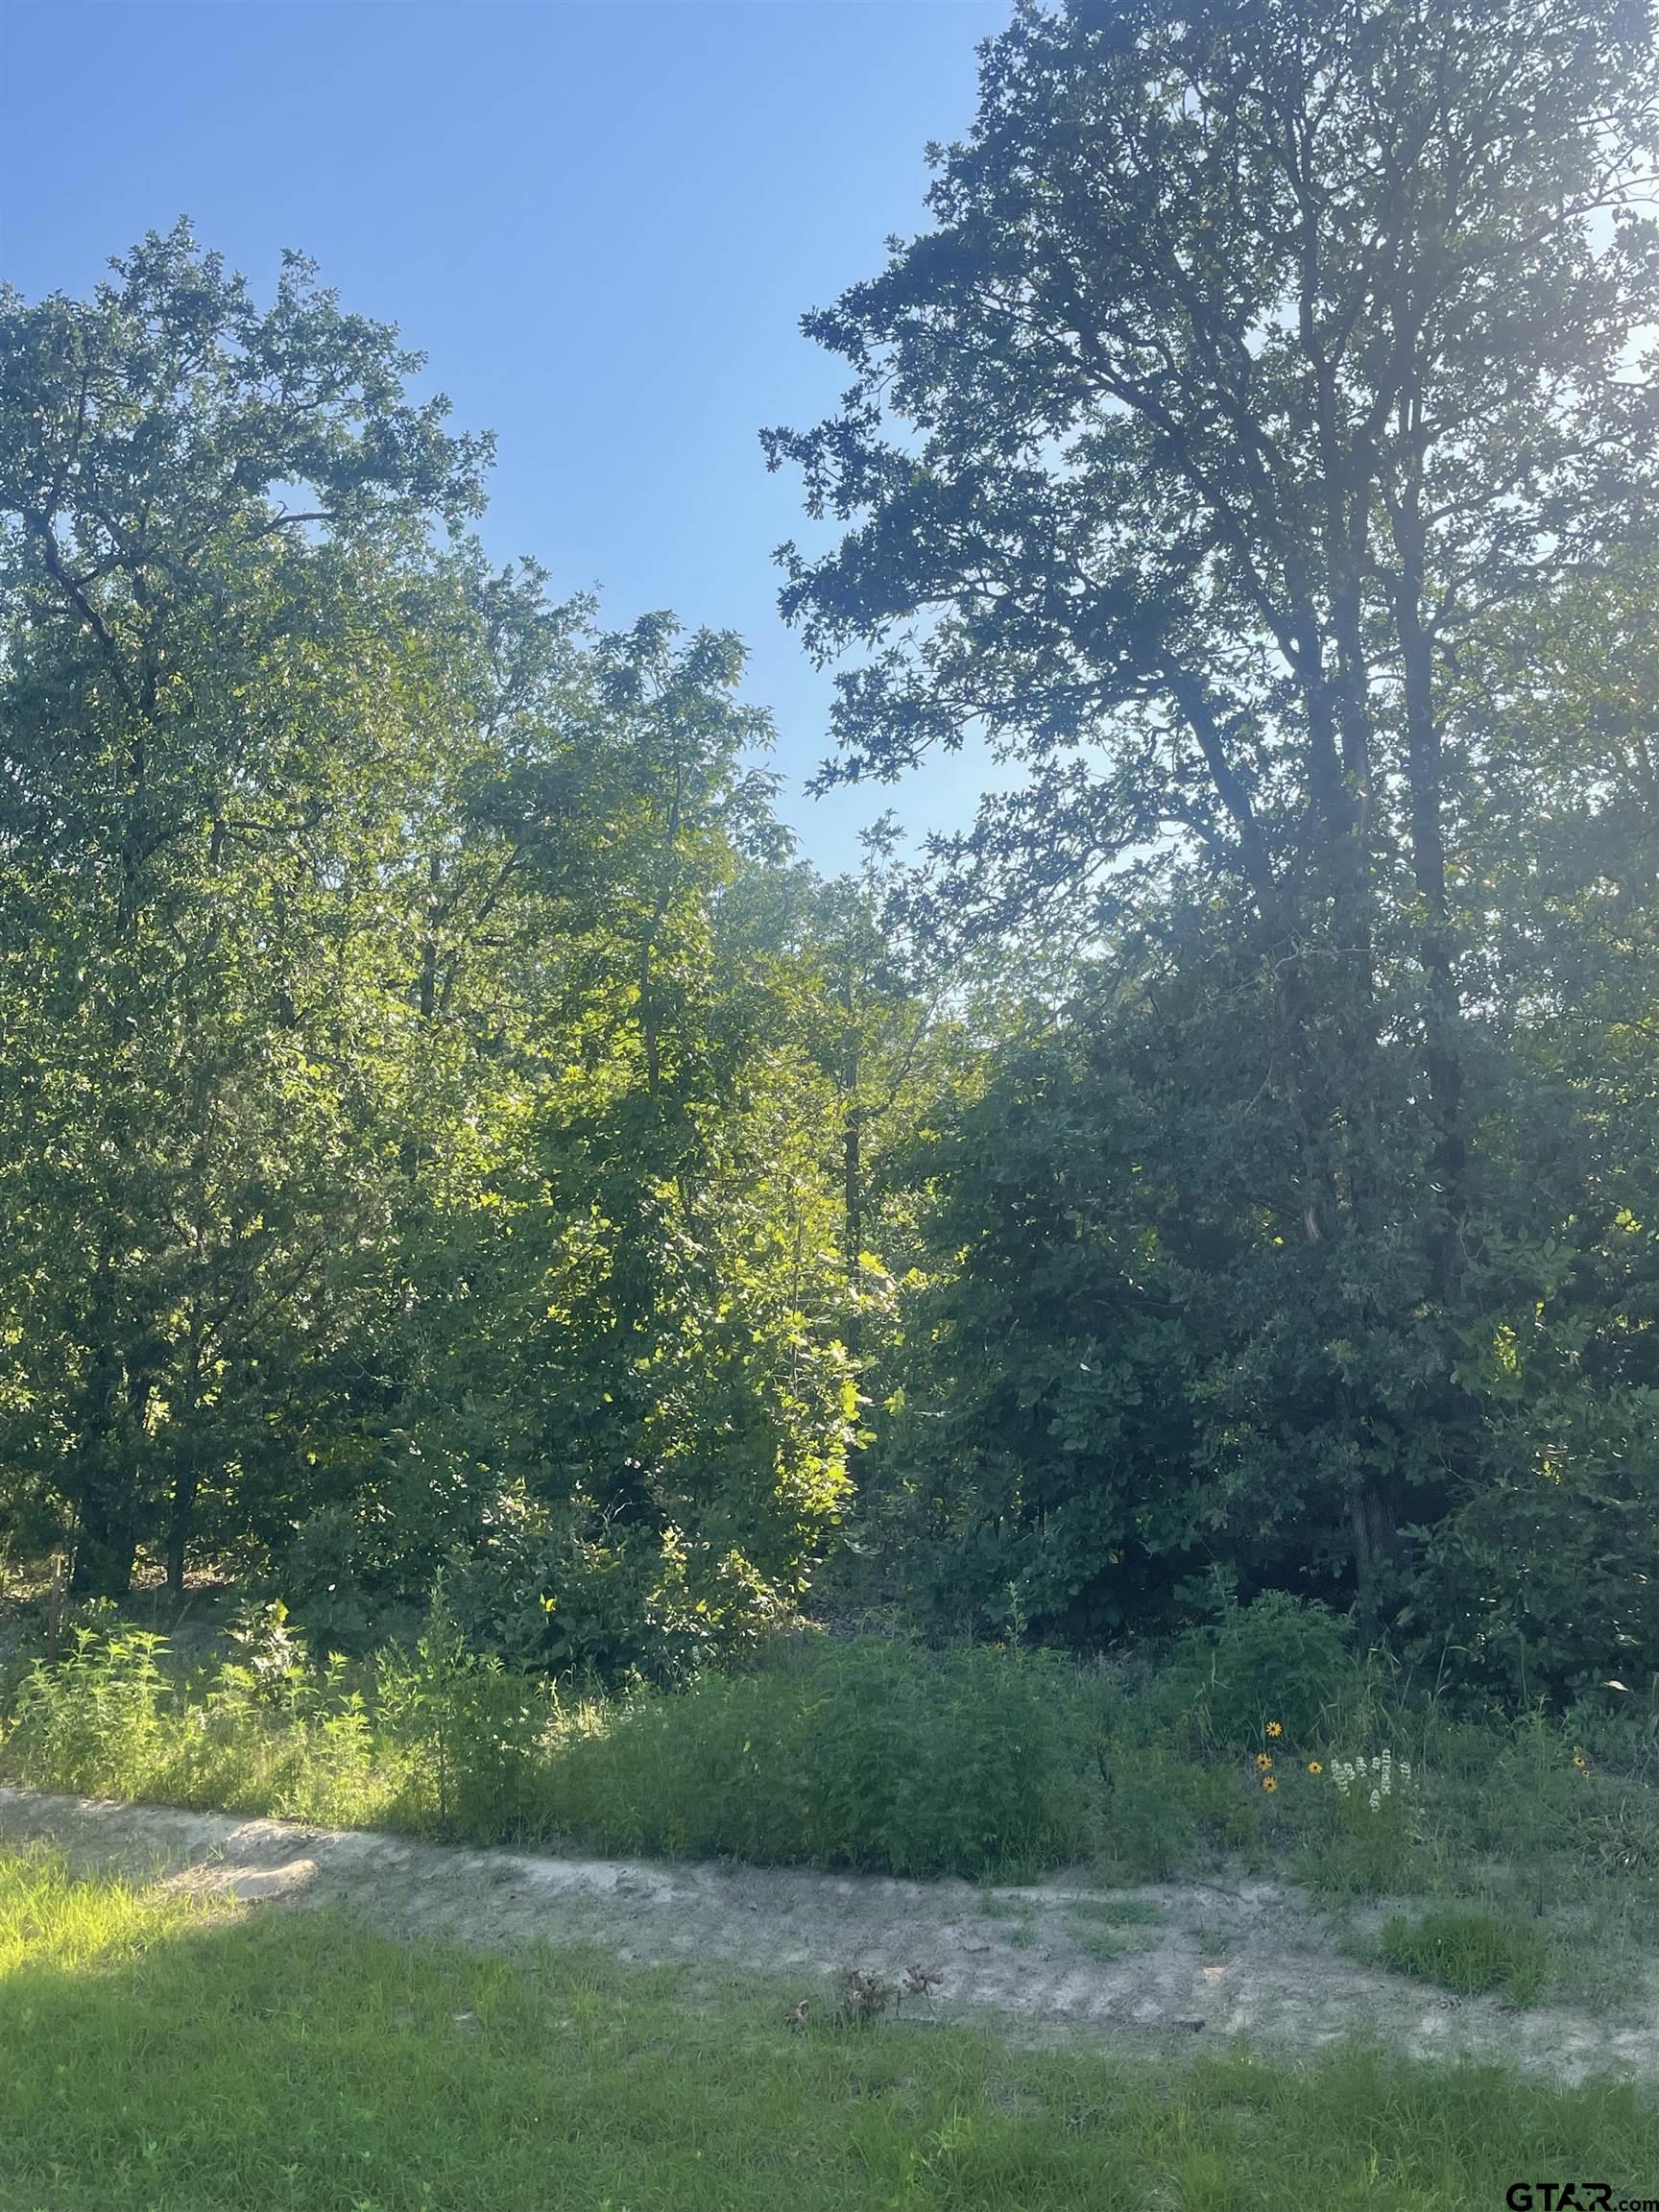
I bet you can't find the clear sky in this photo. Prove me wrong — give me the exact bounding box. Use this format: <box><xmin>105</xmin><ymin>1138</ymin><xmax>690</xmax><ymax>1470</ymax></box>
<box><xmin>0</xmin><ymin>0</ymin><xmax>1008</xmax><ymax>872</ymax></box>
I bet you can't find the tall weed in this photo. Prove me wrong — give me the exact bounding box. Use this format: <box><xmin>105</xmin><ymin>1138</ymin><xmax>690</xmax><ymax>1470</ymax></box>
<box><xmin>547</xmin><ymin>1640</ymin><xmax>1099</xmax><ymax>1876</ymax></box>
<box><xmin>1</xmin><ymin>1629</ymin><xmax>1101</xmax><ymax>1878</ymax></box>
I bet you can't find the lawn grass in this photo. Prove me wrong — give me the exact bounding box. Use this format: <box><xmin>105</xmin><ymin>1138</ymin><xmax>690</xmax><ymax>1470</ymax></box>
<box><xmin>3</xmin><ymin>1845</ymin><xmax>1657</xmax><ymax>2212</ymax></box>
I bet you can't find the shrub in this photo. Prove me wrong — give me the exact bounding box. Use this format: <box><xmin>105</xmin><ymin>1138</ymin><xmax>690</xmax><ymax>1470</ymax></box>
<box><xmin>374</xmin><ymin>1591</ymin><xmax>556</xmax><ymax>1840</ymax></box>
<box><xmin>0</xmin><ymin>1625</ymin><xmax>1102</xmax><ymax>1879</ymax></box>
<box><xmin>441</xmin><ymin>1504</ymin><xmax>712</xmax><ymax>1687</ymax></box>
<box><xmin>0</xmin><ymin>1624</ymin><xmax>410</xmax><ymax>1830</ymax></box>
<box><xmin>547</xmin><ymin>1638</ymin><xmax>1101</xmax><ymax>1877</ymax></box>
<box><xmin>1171</xmin><ymin>1586</ymin><xmax>1358</xmax><ymax>1750</ymax></box>
<box><xmin>1399</xmin><ymin>1397</ymin><xmax>1659</xmax><ymax>1710</ymax></box>
<box><xmin>1095</xmin><ymin>1744</ymin><xmax>1258</xmax><ymax>1880</ymax></box>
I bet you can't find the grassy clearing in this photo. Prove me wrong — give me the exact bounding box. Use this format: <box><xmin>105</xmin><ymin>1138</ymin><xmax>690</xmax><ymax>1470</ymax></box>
<box><xmin>3</xmin><ymin>1845</ymin><xmax>1656</xmax><ymax>2212</ymax></box>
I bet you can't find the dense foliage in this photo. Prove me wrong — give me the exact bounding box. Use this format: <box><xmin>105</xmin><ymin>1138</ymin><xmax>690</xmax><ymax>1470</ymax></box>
<box><xmin>0</xmin><ymin>229</ymin><xmax>944</xmax><ymax>1671</ymax></box>
<box><xmin>4</xmin><ymin>0</ymin><xmax>1659</xmax><ymax>1711</ymax></box>
<box><xmin>5</xmin><ymin>1599</ymin><xmax>1655</xmax><ymax>1906</ymax></box>
<box><xmin>770</xmin><ymin>0</ymin><xmax>1659</xmax><ymax>1702</ymax></box>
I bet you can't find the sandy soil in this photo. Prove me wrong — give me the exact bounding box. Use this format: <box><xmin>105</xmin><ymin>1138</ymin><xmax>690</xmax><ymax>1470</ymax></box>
<box><xmin>3</xmin><ymin>1784</ymin><xmax>1653</xmax><ymax>2083</ymax></box>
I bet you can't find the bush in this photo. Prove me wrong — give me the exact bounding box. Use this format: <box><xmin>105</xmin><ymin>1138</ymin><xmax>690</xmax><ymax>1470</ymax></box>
<box><xmin>547</xmin><ymin>1638</ymin><xmax>1101</xmax><ymax>1877</ymax></box>
<box><xmin>9</xmin><ymin>1609</ymin><xmax>1654</xmax><ymax>1914</ymax></box>
<box><xmin>1095</xmin><ymin>1744</ymin><xmax>1258</xmax><ymax>1880</ymax></box>
<box><xmin>373</xmin><ymin>1592</ymin><xmax>557</xmax><ymax>1840</ymax></box>
<box><xmin>1377</xmin><ymin>1907</ymin><xmax>1548</xmax><ymax>2005</ymax></box>
<box><xmin>1403</xmin><ymin>1447</ymin><xmax>1659</xmax><ymax>1710</ymax></box>
<box><xmin>1170</xmin><ymin>1586</ymin><xmax>1358</xmax><ymax>1750</ymax></box>
<box><xmin>0</xmin><ymin>1623</ymin><xmax>411</xmax><ymax>1830</ymax></box>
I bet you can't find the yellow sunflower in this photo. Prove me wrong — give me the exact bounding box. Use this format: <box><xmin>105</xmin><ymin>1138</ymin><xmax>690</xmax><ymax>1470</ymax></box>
<box><xmin>1261</xmin><ymin>1775</ymin><xmax>1278</xmax><ymax>1793</ymax></box>
<box><xmin>1307</xmin><ymin>1761</ymin><xmax>1323</xmax><ymax>1775</ymax></box>
<box><xmin>1255</xmin><ymin>1752</ymin><xmax>1273</xmax><ymax>1771</ymax></box>
<box><xmin>1265</xmin><ymin>1720</ymin><xmax>1283</xmax><ymax>1739</ymax></box>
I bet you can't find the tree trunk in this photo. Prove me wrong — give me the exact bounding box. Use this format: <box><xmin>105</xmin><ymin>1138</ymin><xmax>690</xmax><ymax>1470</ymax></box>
<box><xmin>1348</xmin><ymin>1474</ymin><xmax>1401</xmax><ymax>1632</ymax></box>
<box><xmin>1392</xmin><ymin>463</ymin><xmax>1466</xmax><ymax>1301</ymax></box>
<box><xmin>69</xmin><ymin>1305</ymin><xmax>139</xmax><ymax>1599</ymax></box>
<box><xmin>166</xmin><ymin>1462</ymin><xmax>199</xmax><ymax>1598</ymax></box>
<box><xmin>70</xmin><ymin>1478</ymin><xmax>137</xmax><ymax>1599</ymax></box>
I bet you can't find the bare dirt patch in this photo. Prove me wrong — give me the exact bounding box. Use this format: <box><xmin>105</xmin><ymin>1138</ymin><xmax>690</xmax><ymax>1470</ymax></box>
<box><xmin>4</xmin><ymin>1784</ymin><xmax>1653</xmax><ymax>2082</ymax></box>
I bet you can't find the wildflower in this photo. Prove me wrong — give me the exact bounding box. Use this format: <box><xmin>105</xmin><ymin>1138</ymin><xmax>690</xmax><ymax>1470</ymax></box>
<box><xmin>1369</xmin><ymin>1788</ymin><xmax>1382</xmax><ymax>1812</ymax></box>
<box><xmin>1255</xmin><ymin>1752</ymin><xmax>1273</xmax><ymax>1771</ymax></box>
<box><xmin>1572</xmin><ymin>1746</ymin><xmax>1589</xmax><ymax>1772</ymax></box>
<box><xmin>1265</xmin><ymin>1720</ymin><xmax>1283</xmax><ymax>1739</ymax></box>
<box><xmin>1307</xmin><ymin>1761</ymin><xmax>1323</xmax><ymax>1775</ymax></box>
<box><xmin>1261</xmin><ymin>1775</ymin><xmax>1278</xmax><ymax>1793</ymax></box>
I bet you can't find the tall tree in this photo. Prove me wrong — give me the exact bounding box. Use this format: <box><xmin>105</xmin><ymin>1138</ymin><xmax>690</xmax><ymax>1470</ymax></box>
<box><xmin>0</xmin><ymin>224</ymin><xmax>489</xmax><ymax>1593</ymax></box>
<box><xmin>767</xmin><ymin>0</ymin><xmax>1659</xmax><ymax>1599</ymax></box>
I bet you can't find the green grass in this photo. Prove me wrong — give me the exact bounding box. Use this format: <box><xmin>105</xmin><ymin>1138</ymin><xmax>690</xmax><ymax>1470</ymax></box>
<box><xmin>1376</xmin><ymin>1908</ymin><xmax>1551</xmax><ymax>2007</ymax></box>
<box><xmin>1066</xmin><ymin>1897</ymin><xmax>1167</xmax><ymax>1927</ymax></box>
<box><xmin>1073</xmin><ymin>1925</ymin><xmax>1147</xmax><ymax>1963</ymax></box>
<box><xmin>4</xmin><ymin>1846</ymin><xmax>1657</xmax><ymax>2212</ymax></box>
<box><xmin>1064</xmin><ymin>1896</ymin><xmax>1166</xmax><ymax>1962</ymax></box>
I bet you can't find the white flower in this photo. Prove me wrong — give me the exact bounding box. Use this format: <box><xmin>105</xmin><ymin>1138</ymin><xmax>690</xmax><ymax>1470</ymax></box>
<box><xmin>1369</xmin><ymin>1788</ymin><xmax>1382</xmax><ymax>1811</ymax></box>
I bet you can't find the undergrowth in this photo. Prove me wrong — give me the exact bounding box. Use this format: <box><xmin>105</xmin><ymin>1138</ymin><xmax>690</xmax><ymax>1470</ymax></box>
<box><xmin>2</xmin><ymin>1588</ymin><xmax>1657</xmax><ymax>1918</ymax></box>
<box><xmin>0</xmin><ymin>1616</ymin><xmax>1101</xmax><ymax>1878</ymax></box>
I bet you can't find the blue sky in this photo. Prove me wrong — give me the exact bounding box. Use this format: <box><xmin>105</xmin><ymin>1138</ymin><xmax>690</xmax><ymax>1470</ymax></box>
<box><xmin>0</xmin><ymin>0</ymin><xmax>1008</xmax><ymax>872</ymax></box>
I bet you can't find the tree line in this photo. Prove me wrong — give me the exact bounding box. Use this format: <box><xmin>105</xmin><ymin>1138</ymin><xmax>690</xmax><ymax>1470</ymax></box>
<box><xmin>4</xmin><ymin>0</ymin><xmax>1657</xmax><ymax>1705</ymax></box>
